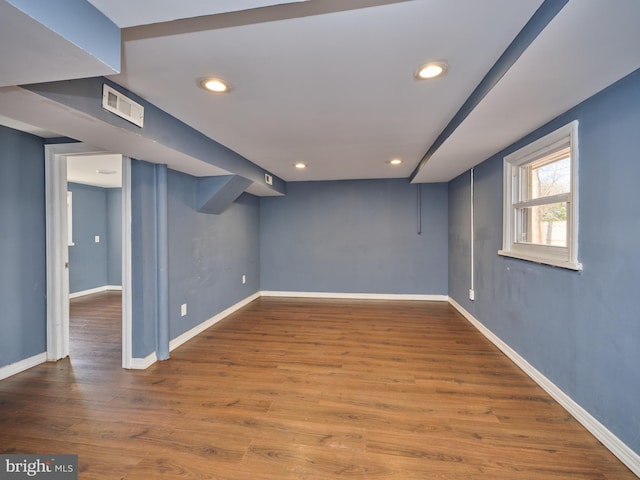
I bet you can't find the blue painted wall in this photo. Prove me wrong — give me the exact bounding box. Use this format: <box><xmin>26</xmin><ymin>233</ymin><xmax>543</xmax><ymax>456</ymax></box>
<box><xmin>167</xmin><ymin>170</ymin><xmax>260</xmax><ymax>340</ymax></box>
<box><xmin>0</xmin><ymin>126</ymin><xmax>46</xmax><ymax>368</ymax></box>
<box><xmin>107</xmin><ymin>188</ymin><xmax>122</xmax><ymax>286</ymax></box>
<box><xmin>130</xmin><ymin>160</ymin><xmax>159</xmax><ymax>358</ymax></box>
<box><xmin>260</xmin><ymin>179</ymin><xmax>448</xmax><ymax>295</ymax></box>
<box><xmin>448</xmin><ymin>68</ymin><xmax>640</xmax><ymax>455</ymax></box>
<box><xmin>68</xmin><ymin>183</ymin><xmax>107</xmax><ymax>293</ymax></box>
<box><xmin>130</xmin><ymin>162</ymin><xmax>260</xmax><ymax>358</ymax></box>
<box><xmin>68</xmin><ymin>183</ymin><xmax>121</xmax><ymax>293</ymax></box>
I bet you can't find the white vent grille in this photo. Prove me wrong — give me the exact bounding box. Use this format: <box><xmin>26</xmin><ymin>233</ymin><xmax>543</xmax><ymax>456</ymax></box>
<box><xmin>102</xmin><ymin>84</ymin><xmax>144</xmax><ymax>128</ymax></box>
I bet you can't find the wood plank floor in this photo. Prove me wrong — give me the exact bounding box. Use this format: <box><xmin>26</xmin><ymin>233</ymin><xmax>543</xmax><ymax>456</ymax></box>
<box><xmin>0</xmin><ymin>293</ymin><xmax>635</xmax><ymax>479</ymax></box>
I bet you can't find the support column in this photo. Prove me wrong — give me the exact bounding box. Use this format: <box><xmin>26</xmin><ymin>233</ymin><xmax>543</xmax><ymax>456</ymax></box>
<box><xmin>155</xmin><ymin>164</ymin><xmax>170</xmax><ymax>360</ymax></box>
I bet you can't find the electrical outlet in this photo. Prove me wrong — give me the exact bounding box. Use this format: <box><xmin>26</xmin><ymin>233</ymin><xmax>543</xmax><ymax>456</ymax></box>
<box><xmin>181</xmin><ymin>303</ymin><xmax>187</xmax><ymax>316</ymax></box>
<box><xmin>95</xmin><ymin>235</ymin><xmax>100</xmax><ymax>243</ymax></box>
<box><xmin>242</xmin><ymin>275</ymin><xmax>246</xmax><ymax>285</ymax></box>
<box><xmin>264</xmin><ymin>173</ymin><xmax>273</xmax><ymax>185</ymax></box>
<box><xmin>469</xmin><ymin>289</ymin><xmax>475</xmax><ymax>301</ymax></box>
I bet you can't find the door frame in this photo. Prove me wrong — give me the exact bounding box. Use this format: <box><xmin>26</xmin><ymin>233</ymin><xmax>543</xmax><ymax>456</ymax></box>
<box><xmin>45</xmin><ymin>143</ymin><xmax>133</xmax><ymax>368</ymax></box>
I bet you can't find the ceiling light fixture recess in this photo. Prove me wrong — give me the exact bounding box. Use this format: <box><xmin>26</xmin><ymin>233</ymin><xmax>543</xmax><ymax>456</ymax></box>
<box><xmin>199</xmin><ymin>77</ymin><xmax>232</xmax><ymax>93</ymax></box>
<box><xmin>294</xmin><ymin>162</ymin><xmax>307</xmax><ymax>169</ymax></box>
<box><xmin>415</xmin><ymin>62</ymin><xmax>448</xmax><ymax>80</ymax></box>
<box><xmin>388</xmin><ymin>158</ymin><xmax>403</xmax><ymax>165</ymax></box>
<box><xmin>96</xmin><ymin>169</ymin><xmax>117</xmax><ymax>175</ymax></box>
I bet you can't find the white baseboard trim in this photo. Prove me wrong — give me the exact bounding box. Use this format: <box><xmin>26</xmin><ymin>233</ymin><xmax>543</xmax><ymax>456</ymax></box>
<box><xmin>169</xmin><ymin>292</ymin><xmax>261</xmax><ymax>352</ymax></box>
<box><xmin>128</xmin><ymin>351</ymin><xmax>158</xmax><ymax>370</ymax></box>
<box><xmin>69</xmin><ymin>285</ymin><xmax>122</xmax><ymax>299</ymax></box>
<box><xmin>260</xmin><ymin>291</ymin><xmax>448</xmax><ymax>302</ymax></box>
<box><xmin>0</xmin><ymin>352</ymin><xmax>47</xmax><ymax>381</ymax></box>
<box><xmin>448</xmin><ymin>297</ymin><xmax>640</xmax><ymax>477</ymax></box>
<box><xmin>132</xmin><ymin>291</ymin><xmax>449</xmax><ymax>368</ymax></box>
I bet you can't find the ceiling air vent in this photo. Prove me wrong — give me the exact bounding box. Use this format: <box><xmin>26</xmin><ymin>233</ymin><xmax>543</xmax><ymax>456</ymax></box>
<box><xmin>102</xmin><ymin>84</ymin><xmax>144</xmax><ymax>128</ymax></box>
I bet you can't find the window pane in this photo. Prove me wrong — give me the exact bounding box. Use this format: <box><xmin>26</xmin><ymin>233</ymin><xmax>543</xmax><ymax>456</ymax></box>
<box><xmin>520</xmin><ymin>148</ymin><xmax>570</xmax><ymax>201</ymax></box>
<box><xmin>516</xmin><ymin>202</ymin><xmax>568</xmax><ymax>247</ymax></box>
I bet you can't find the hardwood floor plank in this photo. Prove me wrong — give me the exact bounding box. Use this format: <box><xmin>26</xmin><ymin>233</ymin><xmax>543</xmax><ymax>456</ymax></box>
<box><xmin>0</xmin><ymin>294</ymin><xmax>635</xmax><ymax>479</ymax></box>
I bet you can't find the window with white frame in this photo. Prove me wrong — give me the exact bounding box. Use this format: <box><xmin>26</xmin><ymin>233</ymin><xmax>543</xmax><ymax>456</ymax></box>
<box><xmin>499</xmin><ymin>121</ymin><xmax>581</xmax><ymax>270</ymax></box>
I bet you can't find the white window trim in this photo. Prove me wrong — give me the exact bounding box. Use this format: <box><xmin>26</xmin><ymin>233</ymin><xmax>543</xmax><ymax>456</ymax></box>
<box><xmin>67</xmin><ymin>191</ymin><xmax>75</xmax><ymax>246</ymax></box>
<box><xmin>499</xmin><ymin>121</ymin><xmax>582</xmax><ymax>271</ymax></box>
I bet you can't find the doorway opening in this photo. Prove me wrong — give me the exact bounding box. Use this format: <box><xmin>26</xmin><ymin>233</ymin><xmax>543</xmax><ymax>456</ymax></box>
<box><xmin>45</xmin><ymin>143</ymin><xmax>133</xmax><ymax>368</ymax></box>
<box><xmin>67</xmin><ymin>153</ymin><xmax>123</xmax><ymax>363</ymax></box>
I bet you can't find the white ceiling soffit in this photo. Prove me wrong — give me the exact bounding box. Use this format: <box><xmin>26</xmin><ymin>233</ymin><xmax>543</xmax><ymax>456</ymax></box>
<box><xmin>111</xmin><ymin>0</ymin><xmax>543</xmax><ymax>182</ymax></box>
<box><xmin>0</xmin><ymin>0</ymin><xmax>118</xmax><ymax>87</ymax></box>
<box><xmin>414</xmin><ymin>0</ymin><xmax>640</xmax><ymax>183</ymax></box>
<box><xmin>0</xmin><ymin>86</ymin><xmax>283</xmax><ymax>193</ymax></box>
<box><xmin>87</xmin><ymin>0</ymin><xmax>312</xmax><ymax>28</ymax></box>
<box><xmin>67</xmin><ymin>154</ymin><xmax>123</xmax><ymax>188</ymax></box>
<box><xmin>0</xmin><ymin>114</ymin><xmax>59</xmax><ymax>138</ymax></box>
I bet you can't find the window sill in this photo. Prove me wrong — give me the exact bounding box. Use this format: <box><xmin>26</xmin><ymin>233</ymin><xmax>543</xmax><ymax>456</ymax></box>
<box><xmin>498</xmin><ymin>250</ymin><xmax>582</xmax><ymax>271</ymax></box>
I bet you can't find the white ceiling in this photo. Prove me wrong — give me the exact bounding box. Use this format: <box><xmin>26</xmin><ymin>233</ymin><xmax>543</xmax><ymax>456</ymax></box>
<box><xmin>109</xmin><ymin>0</ymin><xmax>543</xmax><ymax>182</ymax></box>
<box><xmin>416</xmin><ymin>0</ymin><xmax>640</xmax><ymax>183</ymax></box>
<box><xmin>67</xmin><ymin>154</ymin><xmax>123</xmax><ymax>188</ymax></box>
<box><xmin>87</xmin><ymin>0</ymin><xmax>313</xmax><ymax>27</ymax></box>
<box><xmin>1</xmin><ymin>0</ymin><xmax>640</xmax><ymax>188</ymax></box>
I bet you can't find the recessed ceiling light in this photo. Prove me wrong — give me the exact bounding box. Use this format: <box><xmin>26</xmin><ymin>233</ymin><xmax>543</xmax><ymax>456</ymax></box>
<box><xmin>96</xmin><ymin>169</ymin><xmax>117</xmax><ymax>175</ymax></box>
<box><xmin>415</xmin><ymin>62</ymin><xmax>448</xmax><ymax>80</ymax></box>
<box><xmin>294</xmin><ymin>162</ymin><xmax>307</xmax><ymax>169</ymax></box>
<box><xmin>388</xmin><ymin>158</ymin><xmax>403</xmax><ymax>165</ymax></box>
<box><xmin>199</xmin><ymin>77</ymin><xmax>232</xmax><ymax>93</ymax></box>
